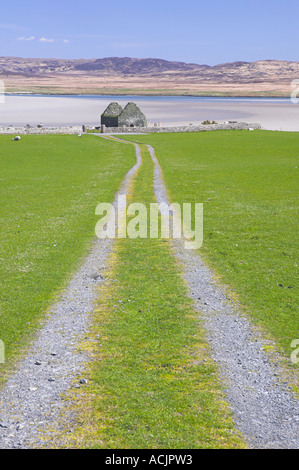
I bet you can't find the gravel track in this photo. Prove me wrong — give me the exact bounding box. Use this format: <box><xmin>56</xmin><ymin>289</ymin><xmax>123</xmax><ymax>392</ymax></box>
<box><xmin>0</xmin><ymin>140</ymin><xmax>141</xmax><ymax>449</ymax></box>
<box><xmin>146</xmin><ymin>143</ymin><xmax>299</xmax><ymax>449</ymax></box>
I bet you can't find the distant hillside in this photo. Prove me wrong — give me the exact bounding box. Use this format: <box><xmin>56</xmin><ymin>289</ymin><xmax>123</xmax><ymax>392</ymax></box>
<box><xmin>1</xmin><ymin>56</ymin><xmax>299</xmax><ymax>79</ymax></box>
<box><xmin>73</xmin><ymin>57</ymin><xmax>207</xmax><ymax>74</ymax></box>
<box><xmin>0</xmin><ymin>56</ymin><xmax>297</xmax><ymax>96</ymax></box>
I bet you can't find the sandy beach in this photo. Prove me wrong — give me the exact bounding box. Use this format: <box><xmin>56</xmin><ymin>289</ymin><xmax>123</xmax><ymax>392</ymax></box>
<box><xmin>0</xmin><ymin>95</ymin><xmax>298</xmax><ymax>132</ymax></box>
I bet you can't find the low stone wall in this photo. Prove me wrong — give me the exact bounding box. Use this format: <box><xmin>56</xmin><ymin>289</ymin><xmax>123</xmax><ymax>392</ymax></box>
<box><xmin>102</xmin><ymin>121</ymin><xmax>261</xmax><ymax>134</ymax></box>
<box><xmin>0</xmin><ymin>122</ymin><xmax>261</xmax><ymax>136</ymax></box>
<box><xmin>0</xmin><ymin>126</ymin><xmax>82</xmax><ymax>135</ymax></box>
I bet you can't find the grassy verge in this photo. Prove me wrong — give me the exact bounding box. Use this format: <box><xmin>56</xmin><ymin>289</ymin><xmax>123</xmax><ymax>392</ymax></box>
<box><xmin>0</xmin><ymin>134</ymin><xmax>135</xmax><ymax>380</ymax></box>
<box><xmin>120</xmin><ymin>131</ymin><xmax>299</xmax><ymax>361</ymax></box>
<box><xmin>59</xmin><ymin>144</ymin><xmax>245</xmax><ymax>449</ymax></box>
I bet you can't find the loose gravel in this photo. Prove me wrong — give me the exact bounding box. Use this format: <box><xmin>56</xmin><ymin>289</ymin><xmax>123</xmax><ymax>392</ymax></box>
<box><xmin>146</xmin><ymin>143</ymin><xmax>299</xmax><ymax>449</ymax></box>
<box><xmin>0</xmin><ymin>140</ymin><xmax>141</xmax><ymax>449</ymax></box>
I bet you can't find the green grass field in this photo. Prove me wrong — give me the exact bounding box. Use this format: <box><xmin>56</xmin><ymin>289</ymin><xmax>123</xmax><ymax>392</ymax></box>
<box><xmin>0</xmin><ymin>130</ymin><xmax>298</xmax><ymax>448</ymax></box>
<box><xmin>0</xmin><ymin>134</ymin><xmax>135</xmax><ymax>376</ymax></box>
<box><xmin>121</xmin><ymin>130</ymin><xmax>299</xmax><ymax>359</ymax></box>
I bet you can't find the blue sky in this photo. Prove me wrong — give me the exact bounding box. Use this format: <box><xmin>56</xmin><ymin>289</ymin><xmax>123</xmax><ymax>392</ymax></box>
<box><xmin>0</xmin><ymin>0</ymin><xmax>298</xmax><ymax>65</ymax></box>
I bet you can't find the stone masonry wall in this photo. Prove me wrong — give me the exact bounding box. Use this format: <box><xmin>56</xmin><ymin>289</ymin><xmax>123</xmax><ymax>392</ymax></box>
<box><xmin>102</xmin><ymin>121</ymin><xmax>262</xmax><ymax>134</ymax></box>
<box><xmin>0</xmin><ymin>126</ymin><xmax>82</xmax><ymax>135</ymax></box>
<box><xmin>0</xmin><ymin>122</ymin><xmax>261</xmax><ymax>135</ymax></box>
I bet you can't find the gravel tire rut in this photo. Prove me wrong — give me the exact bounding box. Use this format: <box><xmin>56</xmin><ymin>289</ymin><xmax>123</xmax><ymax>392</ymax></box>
<box><xmin>0</xmin><ymin>140</ymin><xmax>141</xmax><ymax>449</ymax></box>
<box><xmin>146</xmin><ymin>142</ymin><xmax>299</xmax><ymax>449</ymax></box>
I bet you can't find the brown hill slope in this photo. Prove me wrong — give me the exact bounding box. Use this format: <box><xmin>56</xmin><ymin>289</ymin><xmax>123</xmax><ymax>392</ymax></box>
<box><xmin>0</xmin><ymin>56</ymin><xmax>297</xmax><ymax>95</ymax></box>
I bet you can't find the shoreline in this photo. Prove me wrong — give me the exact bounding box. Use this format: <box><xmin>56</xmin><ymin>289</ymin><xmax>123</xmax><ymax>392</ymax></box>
<box><xmin>4</xmin><ymin>91</ymin><xmax>291</xmax><ymax>98</ymax></box>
